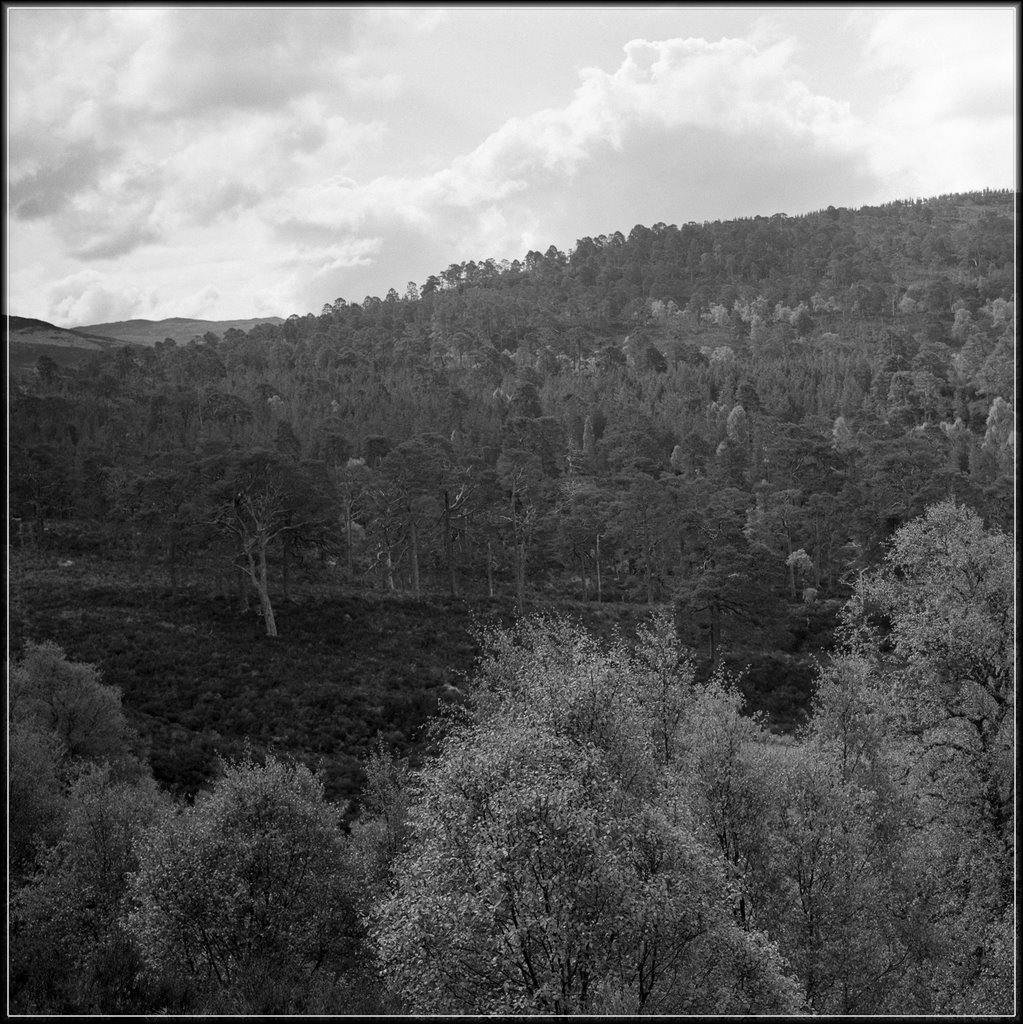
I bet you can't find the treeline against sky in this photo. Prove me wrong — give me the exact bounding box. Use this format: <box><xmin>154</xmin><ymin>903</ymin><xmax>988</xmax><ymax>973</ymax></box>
<box><xmin>10</xmin><ymin>191</ymin><xmax>1014</xmax><ymax>674</ymax></box>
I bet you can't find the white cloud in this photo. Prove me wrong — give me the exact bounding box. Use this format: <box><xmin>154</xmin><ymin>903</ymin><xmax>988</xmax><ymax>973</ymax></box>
<box><xmin>263</xmin><ymin>32</ymin><xmax>864</xmax><ymax>256</ymax></box>
<box><xmin>462</xmin><ymin>34</ymin><xmax>863</xmax><ymax>177</ymax></box>
<box><xmin>360</xmin><ymin>7</ymin><xmax>451</xmax><ymax>33</ymax></box>
<box><xmin>18</xmin><ymin>24</ymin><xmax>879</xmax><ymax>322</ymax></box>
<box><xmin>850</xmin><ymin>7</ymin><xmax>1016</xmax><ymax>194</ymax></box>
<box><xmin>7</xmin><ymin>8</ymin><xmax>394</xmax><ymax>261</ymax></box>
<box><xmin>178</xmin><ymin>285</ymin><xmax>223</xmax><ymax>321</ymax></box>
<box><xmin>110</xmin><ymin>8</ymin><xmax>363</xmax><ymax>117</ymax></box>
<box><xmin>278</xmin><ymin>238</ymin><xmax>383</xmax><ymax>275</ymax></box>
<box><xmin>45</xmin><ymin>270</ymin><xmax>160</xmax><ymax>326</ymax></box>
<box><xmin>8</xmin><ymin>8</ymin><xmax>1015</xmax><ymax>327</ymax></box>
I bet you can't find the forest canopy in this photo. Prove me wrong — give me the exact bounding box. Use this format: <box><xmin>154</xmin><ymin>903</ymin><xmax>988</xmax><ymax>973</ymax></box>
<box><xmin>8</xmin><ymin>500</ymin><xmax>1015</xmax><ymax>1014</ymax></box>
<box><xmin>8</xmin><ymin>189</ymin><xmax>1015</xmax><ymax>1014</ymax></box>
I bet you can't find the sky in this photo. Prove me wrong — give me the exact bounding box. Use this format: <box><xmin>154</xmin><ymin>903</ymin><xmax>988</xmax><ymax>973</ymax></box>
<box><xmin>6</xmin><ymin>4</ymin><xmax>1018</xmax><ymax>328</ymax></box>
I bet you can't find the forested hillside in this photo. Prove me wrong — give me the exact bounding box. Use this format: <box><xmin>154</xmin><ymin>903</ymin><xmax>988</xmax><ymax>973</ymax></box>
<box><xmin>8</xmin><ymin>189</ymin><xmax>1015</xmax><ymax>1014</ymax></box>
<box><xmin>10</xmin><ymin>190</ymin><xmax>1014</xmax><ymax>705</ymax></box>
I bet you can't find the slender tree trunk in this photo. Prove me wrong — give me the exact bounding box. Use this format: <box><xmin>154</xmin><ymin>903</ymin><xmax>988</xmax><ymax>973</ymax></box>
<box><xmin>443</xmin><ymin>490</ymin><xmax>457</xmax><ymax>597</ymax></box>
<box><xmin>256</xmin><ymin>544</ymin><xmax>278</xmax><ymax>637</ymax></box>
<box><xmin>486</xmin><ymin>540</ymin><xmax>494</xmax><ymax>598</ymax></box>
<box><xmin>709</xmin><ymin>602</ymin><xmax>720</xmax><ymax>667</ymax></box>
<box><xmin>515</xmin><ymin>540</ymin><xmax>526</xmax><ymax>616</ymax></box>
<box><xmin>596</xmin><ymin>532</ymin><xmax>602</xmax><ymax>603</ymax></box>
<box><xmin>345</xmin><ymin>505</ymin><xmax>354</xmax><ymax>582</ymax></box>
<box><xmin>409</xmin><ymin>515</ymin><xmax>420</xmax><ymax>599</ymax></box>
<box><xmin>237</xmin><ymin>565</ymin><xmax>250</xmax><ymax>613</ymax></box>
<box><xmin>813</xmin><ymin>514</ymin><xmax>824</xmax><ymax>588</ymax></box>
<box><xmin>168</xmin><ymin>538</ymin><xmax>178</xmax><ymax>599</ymax></box>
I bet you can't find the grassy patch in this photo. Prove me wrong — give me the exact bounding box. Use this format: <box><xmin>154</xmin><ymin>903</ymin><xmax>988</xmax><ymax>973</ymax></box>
<box><xmin>10</xmin><ymin>550</ymin><xmax>823</xmax><ymax>807</ymax></box>
<box><xmin>11</xmin><ymin>551</ymin><xmax>491</xmax><ymax>805</ymax></box>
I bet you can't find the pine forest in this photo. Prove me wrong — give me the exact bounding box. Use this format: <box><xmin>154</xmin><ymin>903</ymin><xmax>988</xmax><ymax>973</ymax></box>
<box><xmin>8</xmin><ymin>189</ymin><xmax>1015</xmax><ymax>1015</ymax></box>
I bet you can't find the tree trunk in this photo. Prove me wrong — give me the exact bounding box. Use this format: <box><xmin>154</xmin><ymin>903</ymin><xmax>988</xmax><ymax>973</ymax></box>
<box><xmin>409</xmin><ymin>515</ymin><xmax>420</xmax><ymax>599</ymax></box>
<box><xmin>782</xmin><ymin>532</ymin><xmax>799</xmax><ymax>599</ymax></box>
<box><xmin>595</xmin><ymin>532</ymin><xmax>602</xmax><ymax>603</ymax></box>
<box><xmin>345</xmin><ymin>506</ymin><xmax>354</xmax><ymax>582</ymax></box>
<box><xmin>443</xmin><ymin>490</ymin><xmax>457</xmax><ymax>597</ymax></box>
<box><xmin>515</xmin><ymin>540</ymin><xmax>526</xmax><ymax>616</ymax></box>
<box><xmin>709</xmin><ymin>602</ymin><xmax>721</xmax><ymax>667</ymax></box>
<box><xmin>237</xmin><ymin>565</ymin><xmax>250</xmax><ymax>613</ymax></box>
<box><xmin>256</xmin><ymin>544</ymin><xmax>278</xmax><ymax>637</ymax></box>
<box><xmin>486</xmin><ymin>540</ymin><xmax>494</xmax><ymax>599</ymax></box>
<box><xmin>168</xmin><ymin>538</ymin><xmax>178</xmax><ymax>599</ymax></box>
<box><xmin>812</xmin><ymin>514</ymin><xmax>824</xmax><ymax>588</ymax></box>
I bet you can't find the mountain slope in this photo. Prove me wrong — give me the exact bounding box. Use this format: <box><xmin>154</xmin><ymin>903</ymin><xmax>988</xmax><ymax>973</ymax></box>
<box><xmin>9</xmin><ymin>315</ymin><xmax>120</xmax><ymax>346</ymax></box>
<box><xmin>7</xmin><ymin>315</ymin><xmax>126</xmax><ymax>372</ymax></box>
<box><xmin>73</xmin><ymin>316</ymin><xmax>285</xmax><ymax>346</ymax></box>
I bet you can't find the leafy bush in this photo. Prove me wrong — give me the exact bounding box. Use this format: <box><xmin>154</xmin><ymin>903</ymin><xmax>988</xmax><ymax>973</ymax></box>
<box><xmin>125</xmin><ymin>754</ymin><xmax>363</xmax><ymax>1013</ymax></box>
<box><xmin>11</xmin><ymin>765</ymin><xmax>170</xmax><ymax>1013</ymax></box>
<box><xmin>372</xmin><ymin>615</ymin><xmax>802</xmax><ymax>1014</ymax></box>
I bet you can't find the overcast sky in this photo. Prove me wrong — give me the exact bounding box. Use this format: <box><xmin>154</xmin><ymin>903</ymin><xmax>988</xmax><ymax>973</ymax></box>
<box><xmin>7</xmin><ymin>5</ymin><xmax>1017</xmax><ymax>327</ymax></box>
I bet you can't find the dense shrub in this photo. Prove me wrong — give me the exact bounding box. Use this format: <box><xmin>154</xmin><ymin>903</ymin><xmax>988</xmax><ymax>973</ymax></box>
<box><xmin>373</xmin><ymin>616</ymin><xmax>803</xmax><ymax>1014</ymax></box>
<box><xmin>125</xmin><ymin>754</ymin><xmax>364</xmax><ymax>1013</ymax></box>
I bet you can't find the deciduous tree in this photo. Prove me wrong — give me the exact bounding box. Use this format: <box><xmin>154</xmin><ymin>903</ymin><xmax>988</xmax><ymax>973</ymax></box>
<box><xmin>126</xmin><ymin>755</ymin><xmax>360</xmax><ymax>1013</ymax></box>
<box><xmin>203</xmin><ymin>450</ymin><xmax>330</xmax><ymax>635</ymax></box>
<box><xmin>372</xmin><ymin>617</ymin><xmax>802</xmax><ymax>1015</ymax></box>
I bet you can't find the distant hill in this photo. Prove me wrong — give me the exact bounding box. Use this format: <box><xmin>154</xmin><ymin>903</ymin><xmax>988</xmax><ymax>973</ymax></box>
<box><xmin>73</xmin><ymin>316</ymin><xmax>286</xmax><ymax>346</ymax></box>
<box><xmin>7</xmin><ymin>315</ymin><xmax>127</xmax><ymax>372</ymax></box>
<box><xmin>9</xmin><ymin>315</ymin><xmax>122</xmax><ymax>346</ymax></box>
<box><xmin>8</xmin><ymin>313</ymin><xmax>286</xmax><ymax>374</ymax></box>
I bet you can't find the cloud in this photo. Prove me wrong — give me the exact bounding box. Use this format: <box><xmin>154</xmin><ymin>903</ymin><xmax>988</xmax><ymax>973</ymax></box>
<box><xmin>178</xmin><ymin>284</ymin><xmax>224</xmax><ymax>321</ymax></box>
<box><xmin>9</xmin><ymin>9</ymin><xmax>1014</xmax><ymax>327</ymax></box>
<box><xmin>586</xmin><ymin>36</ymin><xmax>848</xmax><ymax>138</ymax></box>
<box><xmin>527</xmin><ymin>122</ymin><xmax>877</xmax><ymax>240</ymax></box>
<box><xmin>184</xmin><ymin>179</ymin><xmax>266</xmax><ymax>225</ymax></box>
<box><xmin>110</xmin><ymin>8</ymin><xmax>362</xmax><ymax>118</ymax></box>
<box><xmin>71</xmin><ymin>224</ymin><xmax>163</xmax><ymax>262</ymax></box>
<box><xmin>277</xmin><ymin>238</ymin><xmax>383</xmax><ymax>275</ymax></box>
<box><xmin>463</xmin><ymin>35</ymin><xmax>859</xmax><ymax>193</ymax></box>
<box><xmin>849</xmin><ymin>7</ymin><xmax>1016</xmax><ymax>194</ymax></box>
<box><xmin>360</xmin><ymin>7</ymin><xmax>451</xmax><ymax>33</ymax></box>
<box><xmin>45</xmin><ymin>270</ymin><xmax>160</xmax><ymax>326</ymax></box>
<box><xmin>262</xmin><ymin>32</ymin><xmax>870</xmax><ymax>275</ymax></box>
<box><xmin>7</xmin><ymin>8</ymin><xmax>397</xmax><ymax>263</ymax></box>
<box><xmin>9</xmin><ymin>141</ymin><xmax>119</xmax><ymax>220</ymax></box>
<box><xmin>264</xmin><ymin>238</ymin><xmax>386</xmax><ymax>316</ymax></box>
<box><xmin>57</xmin><ymin>160</ymin><xmax>167</xmax><ymax>259</ymax></box>
<box><xmin>447</xmin><ymin>34</ymin><xmax>862</xmax><ymax>191</ymax></box>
